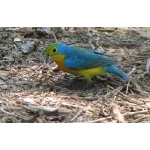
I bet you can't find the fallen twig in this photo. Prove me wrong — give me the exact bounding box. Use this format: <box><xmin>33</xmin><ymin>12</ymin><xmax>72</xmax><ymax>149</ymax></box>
<box><xmin>131</xmin><ymin>80</ymin><xmax>148</xmax><ymax>95</ymax></box>
<box><xmin>141</xmin><ymin>71</ymin><xmax>150</xmax><ymax>78</ymax></box>
<box><xmin>0</xmin><ymin>107</ymin><xmax>37</xmax><ymax>122</ymax></box>
<box><xmin>22</xmin><ymin>105</ymin><xmax>59</xmax><ymax>115</ymax></box>
<box><xmin>127</xmin><ymin>67</ymin><xmax>136</xmax><ymax>76</ymax></box>
<box><xmin>123</xmin><ymin>110</ymin><xmax>149</xmax><ymax>117</ymax></box>
<box><xmin>107</xmin><ymin>85</ymin><xmax>127</xmax><ymax>97</ymax></box>
<box><xmin>61</xmin><ymin>103</ymin><xmax>81</xmax><ymax>109</ymax></box>
<box><xmin>0</xmin><ymin>106</ymin><xmax>22</xmax><ymax>111</ymax></box>
<box><xmin>134</xmin><ymin>115</ymin><xmax>150</xmax><ymax>123</ymax></box>
<box><xmin>71</xmin><ymin>109</ymin><xmax>84</xmax><ymax>122</ymax></box>
<box><xmin>89</xmin><ymin>109</ymin><xmax>149</xmax><ymax>123</ymax></box>
<box><xmin>110</xmin><ymin>103</ymin><xmax>125</xmax><ymax>123</ymax></box>
<box><xmin>0</xmin><ymin>108</ymin><xmax>19</xmax><ymax>117</ymax></box>
<box><xmin>89</xmin><ymin>116</ymin><xmax>112</xmax><ymax>123</ymax></box>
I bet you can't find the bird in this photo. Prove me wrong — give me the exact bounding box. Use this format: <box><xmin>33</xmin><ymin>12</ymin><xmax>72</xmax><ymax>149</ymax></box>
<box><xmin>45</xmin><ymin>43</ymin><xmax>129</xmax><ymax>84</ymax></box>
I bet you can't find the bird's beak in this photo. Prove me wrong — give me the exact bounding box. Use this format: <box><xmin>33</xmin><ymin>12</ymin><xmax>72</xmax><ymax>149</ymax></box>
<box><xmin>46</xmin><ymin>56</ymin><xmax>52</xmax><ymax>63</ymax></box>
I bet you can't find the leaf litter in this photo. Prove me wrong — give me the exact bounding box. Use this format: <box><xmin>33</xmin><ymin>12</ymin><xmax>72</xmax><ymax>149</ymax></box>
<box><xmin>0</xmin><ymin>27</ymin><xmax>150</xmax><ymax>123</ymax></box>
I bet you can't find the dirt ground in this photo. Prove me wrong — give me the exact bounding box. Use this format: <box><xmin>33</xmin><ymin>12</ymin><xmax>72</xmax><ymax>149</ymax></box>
<box><xmin>0</xmin><ymin>27</ymin><xmax>150</xmax><ymax>123</ymax></box>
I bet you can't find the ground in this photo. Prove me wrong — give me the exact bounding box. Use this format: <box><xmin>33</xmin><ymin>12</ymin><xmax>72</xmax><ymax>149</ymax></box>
<box><xmin>0</xmin><ymin>27</ymin><xmax>150</xmax><ymax>123</ymax></box>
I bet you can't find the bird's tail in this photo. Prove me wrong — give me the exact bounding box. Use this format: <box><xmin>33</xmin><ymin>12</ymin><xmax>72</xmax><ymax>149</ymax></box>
<box><xmin>104</xmin><ymin>65</ymin><xmax>129</xmax><ymax>83</ymax></box>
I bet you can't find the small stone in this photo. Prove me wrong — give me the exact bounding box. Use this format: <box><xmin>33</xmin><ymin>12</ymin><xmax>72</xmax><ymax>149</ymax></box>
<box><xmin>14</xmin><ymin>37</ymin><xmax>22</xmax><ymax>42</ymax></box>
<box><xmin>1</xmin><ymin>84</ymin><xmax>8</xmax><ymax>89</ymax></box>
<box><xmin>31</xmin><ymin>65</ymin><xmax>39</xmax><ymax>70</ymax></box>
<box><xmin>137</xmin><ymin>70</ymin><xmax>142</xmax><ymax>74</ymax></box>
<box><xmin>23</xmin><ymin>98</ymin><xmax>34</xmax><ymax>104</ymax></box>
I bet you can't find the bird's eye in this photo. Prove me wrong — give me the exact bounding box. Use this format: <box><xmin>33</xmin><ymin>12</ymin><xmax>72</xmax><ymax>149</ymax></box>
<box><xmin>53</xmin><ymin>48</ymin><xmax>56</xmax><ymax>52</ymax></box>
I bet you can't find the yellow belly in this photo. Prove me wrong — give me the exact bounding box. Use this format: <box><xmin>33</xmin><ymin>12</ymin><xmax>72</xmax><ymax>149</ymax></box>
<box><xmin>69</xmin><ymin>66</ymin><xmax>106</xmax><ymax>77</ymax></box>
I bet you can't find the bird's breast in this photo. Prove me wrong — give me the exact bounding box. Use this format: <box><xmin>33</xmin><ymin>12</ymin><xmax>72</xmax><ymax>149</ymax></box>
<box><xmin>53</xmin><ymin>55</ymin><xmax>69</xmax><ymax>72</ymax></box>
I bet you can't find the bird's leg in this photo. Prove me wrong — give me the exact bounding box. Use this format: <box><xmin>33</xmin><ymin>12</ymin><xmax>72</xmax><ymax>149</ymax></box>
<box><xmin>87</xmin><ymin>79</ymin><xmax>93</xmax><ymax>85</ymax></box>
<box><xmin>84</xmin><ymin>76</ymin><xmax>93</xmax><ymax>84</ymax></box>
<box><xmin>83</xmin><ymin>76</ymin><xmax>95</xmax><ymax>90</ymax></box>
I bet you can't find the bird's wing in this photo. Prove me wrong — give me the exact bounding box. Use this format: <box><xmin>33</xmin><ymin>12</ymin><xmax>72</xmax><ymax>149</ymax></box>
<box><xmin>64</xmin><ymin>47</ymin><xmax>117</xmax><ymax>70</ymax></box>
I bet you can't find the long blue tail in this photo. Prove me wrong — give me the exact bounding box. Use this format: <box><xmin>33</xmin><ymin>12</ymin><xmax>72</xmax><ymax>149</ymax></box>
<box><xmin>104</xmin><ymin>65</ymin><xmax>129</xmax><ymax>83</ymax></box>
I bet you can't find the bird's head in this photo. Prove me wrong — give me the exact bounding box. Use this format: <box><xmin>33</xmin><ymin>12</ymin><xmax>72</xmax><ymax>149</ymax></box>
<box><xmin>45</xmin><ymin>43</ymin><xmax>72</xmax><ymax>63</ymax></box>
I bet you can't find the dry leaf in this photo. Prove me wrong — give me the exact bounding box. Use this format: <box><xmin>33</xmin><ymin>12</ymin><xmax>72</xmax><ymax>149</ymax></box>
<box><xmin>20</xmin><ymin>41</ymin><xmax>34</xmax><ymax>54</ymax></box>
<box><xmin>0</xmin><ymin>70</ymin><xmax>10</xmax><ymax>76</ymax></box>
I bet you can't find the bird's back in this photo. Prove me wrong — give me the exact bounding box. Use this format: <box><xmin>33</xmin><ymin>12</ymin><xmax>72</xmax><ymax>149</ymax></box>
<box><xmin>64</xmin><ymin>46</ymin><xmax>117</xmax><ymax>70</ymax></box>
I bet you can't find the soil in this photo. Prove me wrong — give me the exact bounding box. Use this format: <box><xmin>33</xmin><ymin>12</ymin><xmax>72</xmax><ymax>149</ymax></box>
<box><xmin>0</xmin><ymin>27</ymin><xmax>150</xmax><ymax>123</ymax></box>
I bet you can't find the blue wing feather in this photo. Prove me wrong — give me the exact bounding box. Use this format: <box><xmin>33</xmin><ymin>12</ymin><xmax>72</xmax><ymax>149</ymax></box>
<box><xmin>64</xmin><ymin>47</ymin><xmax>117</xmax><ymax>70</ymax></box>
